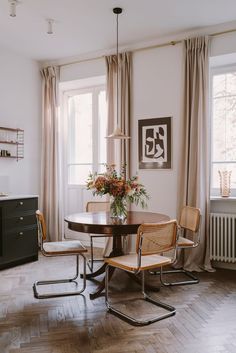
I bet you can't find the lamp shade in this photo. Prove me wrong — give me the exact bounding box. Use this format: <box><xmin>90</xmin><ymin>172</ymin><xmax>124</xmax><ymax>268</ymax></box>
<box><xmin>106</xmin><ymin>126</ymin><xmax>131</xmax><ymax>140</ymax></box>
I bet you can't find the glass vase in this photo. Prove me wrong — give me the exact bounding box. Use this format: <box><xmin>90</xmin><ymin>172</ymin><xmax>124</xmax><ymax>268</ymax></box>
<box><xmin>218</xmin><ymin>170</ymin><xmax>232</xmax><ymax>197</ymax></box>
<box><xmin>110</xmin><ymin>196</ymin><xmax>127</xmax><ymax>220</ymax></box>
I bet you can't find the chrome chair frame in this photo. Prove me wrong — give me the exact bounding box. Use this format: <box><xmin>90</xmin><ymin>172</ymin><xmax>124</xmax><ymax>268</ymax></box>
<box><xmin>158</xmin><ymin>209</ymin><xmax>202</xmax><ymax>287</ymax></box>
<box><xmin>86</xmin><ymin>201</ymin><xmax>110</xmax><ymax>272</ymax></box>
<box><xmin>87</xmin><ymin>234</ymin><xmax>106</xmax><ymax>272</ymax></box>
<box><xmin>105</xmin><ymin>221</ymin><xmax>177</xmax><ymax>326</ymax></box>
<box><xmin>33</xmin><ymin>211</ymin><xmax>87</xmax><ymax>299</ymax></box>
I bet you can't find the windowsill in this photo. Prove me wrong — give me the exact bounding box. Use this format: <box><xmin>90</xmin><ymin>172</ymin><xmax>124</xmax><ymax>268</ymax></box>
<box><xmin>210</xmin><ymin>196</ymin><xmax>236</xmax><ymax>201</ymax></box>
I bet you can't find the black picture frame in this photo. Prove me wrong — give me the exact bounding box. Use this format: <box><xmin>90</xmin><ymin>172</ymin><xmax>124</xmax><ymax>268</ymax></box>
<box><xmin>138</xmin><ymin>117</ymin><xmax>172</xmax><ymax>169</ymax></box>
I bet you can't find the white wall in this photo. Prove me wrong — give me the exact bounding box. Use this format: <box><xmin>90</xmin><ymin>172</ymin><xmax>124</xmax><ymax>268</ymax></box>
<box><xmin>211</xmin><ymin>32</ymin><xmax>236</xmax><ymax>57</ymax></box>
<box><xmin>60</xmin><ymin>58</ymin><xmax>106</xmax><ymax>82</ymax></box>
<box><xmin>0</xmin><ymin>45</ymin><xmax>41</xmax><ymax>195</ymax></box>
<box><xmin>131</xmin><ymin>44</ymin><xmax>184</xmax><ymax>218</ymax></box>
<box><xmin>59</xmin><ymin>30</ymin><xmax>236</xmax><ymax>223</ymax></box>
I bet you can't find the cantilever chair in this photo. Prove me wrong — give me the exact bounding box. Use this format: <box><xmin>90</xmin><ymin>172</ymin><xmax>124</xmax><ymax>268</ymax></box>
<box><xmin>159</xmin><ymin>206</ymin><xmax>201</xmax><ymax>286</ymax></box>
<box><xmin>86</xmin><ymin>201</ymin><xmax>110</xmax><ymax>272</ymax></box>
<box><xmin>105</xmin><ymin>220</ymin><xmax>178</xmax><ymax>326</ymax></box>
<box><xmin>33</xmin><ymin>210</ymin><xmax>87</xmax><ymax>299</ymax></box>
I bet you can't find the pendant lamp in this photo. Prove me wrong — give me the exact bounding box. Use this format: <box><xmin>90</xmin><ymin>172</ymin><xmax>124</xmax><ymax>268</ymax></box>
<box><xmin>106</xmin><ymin>7</ymin><xmax>130</xmax><ymax>140</ymax></box>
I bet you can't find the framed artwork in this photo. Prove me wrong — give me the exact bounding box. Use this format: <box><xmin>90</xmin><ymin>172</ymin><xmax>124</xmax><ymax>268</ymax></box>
<box><xmin>138</xmin><ymin>117</ymin><xmax>172</xmax><ymax>169</ymax></box>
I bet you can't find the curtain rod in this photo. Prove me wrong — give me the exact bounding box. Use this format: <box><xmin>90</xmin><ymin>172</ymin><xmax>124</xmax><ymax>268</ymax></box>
<box><xmin>59</xmin><ymin>27</ymin><xmax>236</xmax><ymax>68</ymax></box>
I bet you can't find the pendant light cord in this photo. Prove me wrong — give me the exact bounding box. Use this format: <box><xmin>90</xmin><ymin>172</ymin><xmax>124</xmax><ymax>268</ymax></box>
<box><xmin>116</xmin><ymin>11</ymin><xmax>119</xmax><ymax>128</ymax></box>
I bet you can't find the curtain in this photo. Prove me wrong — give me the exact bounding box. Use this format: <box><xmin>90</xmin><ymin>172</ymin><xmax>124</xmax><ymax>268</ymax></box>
<box><xmin>104</xmin><ymin>52</ymin><xmax>132</xmax><ymax>254</ymax></box>
<box><xmin>40</xmin><ymin>66</ymin><xmax>62</xmax><ymax>242</ymax></box>
<box><xmin>177</xmin><ymin>37</ymin><xmax>212</xmax><ymax>271</ymax></box>
<box><xmin>105</xmin><ymin>52</ymin><xmax>132</xmax><ymax>177</ymax></box>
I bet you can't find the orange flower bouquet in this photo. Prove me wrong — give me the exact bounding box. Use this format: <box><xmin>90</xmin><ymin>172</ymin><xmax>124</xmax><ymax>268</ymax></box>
<box><xmin>86</xmin><ymin>165</ymin><xmax>149</xmax><ymax>219</ymax></box>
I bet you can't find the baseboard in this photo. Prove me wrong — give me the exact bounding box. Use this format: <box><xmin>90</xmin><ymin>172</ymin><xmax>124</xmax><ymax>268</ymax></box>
<box><xmin>0</xmin><ymin>254</ymin><xmax>38</xmax><ymax>270</ymax></box>
<box><xmin>212</xmin><ymin>260</ymin><xmax>236</xmax><ymax>271</ymax></box>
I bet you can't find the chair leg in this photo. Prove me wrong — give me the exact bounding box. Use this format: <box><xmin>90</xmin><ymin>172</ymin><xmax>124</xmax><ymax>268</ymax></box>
<box><xmin>87</xmin><ymin>236</ymin><xmax>94</xmax><ymax>272</ymax></box>
<box><xmin>158</xmin><ymin>267</ymin><xmax>199</xmax><ymax>286</ymax></box>
<box><xmin>33</xmin><ymin>254</ymin><xmax>86</xmax><ymax>299</ymax></box>
<box><xmin>87</xmin><ymin>236</ymin><xmax>105</xmax><ymax>273</ymax></box>
<box><xmin>105</xmin><ymin>266</ymin><xmax>176</xmax><ymax>326</ymax></box>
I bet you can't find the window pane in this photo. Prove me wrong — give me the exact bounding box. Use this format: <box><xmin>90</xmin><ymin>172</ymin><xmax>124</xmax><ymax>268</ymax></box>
<box><xmin>225</xmin><ymin>97</ymin><xmax>236</xmax><ymax>161</ymax></box>
<box><xmin>212</xmin><ymin>96</ymin><xmax>226</xmax><ymax>161</ymax></box>
<box><xmin>68</xmin><ymin>165</ymin><xmax>92</xmax><ymax>185</ymax></box>
<box><xmin>98</xmin><ymin>90</ymin><xmax>107</xmax><ymax>165</ymax></box>
<box><xmin>213</xmin><ymin>74</ymin><xmax>226</xmax><ymax>98</ymax></box>
<box><xmin>68</xmin><ymin>93</ymin><xmax>92</xmax><ymax>164</ymax></box>
<box><xmin>211</xmin><ymin>70</ymin><xmax>236</xmax><ymax>192</ymax></box>
<box><xmin>226</xmin><ymin>72</ymin><xmax>236</xmax><ymax>95</ymax></box>
<box><xmin>98</xmin><ymin>163</ymin><xmax>107</xmax><ymax>174</ymax></box>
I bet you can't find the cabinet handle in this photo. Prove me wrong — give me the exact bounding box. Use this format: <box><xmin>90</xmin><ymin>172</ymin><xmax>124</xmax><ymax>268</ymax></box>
<box><xmin>19</xmin><ymin>232</ymin><xmax>24</xmax><ymax>236</ymax></box>
<box><xmin>19</xmin><ymin>201</ymin><xmax>24</xmax><ymax>206</ymax></box>
<box><xmin>19</xmin><ymin>217</ymin><xmax>24</xmax><ymax>221</ymax></box>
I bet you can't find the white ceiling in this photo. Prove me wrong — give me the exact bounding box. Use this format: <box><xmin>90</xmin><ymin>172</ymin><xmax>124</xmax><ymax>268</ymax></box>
<box><xmin>0</xmin><ymin>0</ymin><xmax>236</xmax><ymax>62</ymax></box>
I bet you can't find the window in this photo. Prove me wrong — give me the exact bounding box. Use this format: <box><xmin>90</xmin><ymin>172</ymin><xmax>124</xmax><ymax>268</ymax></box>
<box><xmin>66</xmin><ymin>85</ymin><xmax>107</xmax><ymax>185</ymax></box>
<box><xmin>211</xmin><ymin>67</ymin><xmax>236</xmax><ymax>195</ymax></box>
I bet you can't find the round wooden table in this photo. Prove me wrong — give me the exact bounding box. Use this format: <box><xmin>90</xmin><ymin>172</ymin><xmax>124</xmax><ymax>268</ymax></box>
<box><xmin>65</xmin><ymin>211</ymin><xmax>169</xmax><ymax>299</ymax></box>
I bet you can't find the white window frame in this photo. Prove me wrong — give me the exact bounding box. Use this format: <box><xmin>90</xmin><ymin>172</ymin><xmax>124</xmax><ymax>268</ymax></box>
<box><xmin>210</xmin><ymin>64</ymin><xmax>236</xmax><ymax>197</ymax></box>
<box><xmin>64</xmin><ymin>84</ymin><xmax>107</xmax><ymax>187</ymax></box>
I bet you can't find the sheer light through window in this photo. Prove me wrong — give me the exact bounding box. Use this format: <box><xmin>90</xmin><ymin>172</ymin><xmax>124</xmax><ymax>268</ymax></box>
<box><xmin>211</xmin><ymin>68</ymin><xmax>236</xmax><ymax>194</ymax></box>
<box><xmin>67</xmin><ymin>86</ymin><xmax>107</xmax><ymax>185</ymax></box>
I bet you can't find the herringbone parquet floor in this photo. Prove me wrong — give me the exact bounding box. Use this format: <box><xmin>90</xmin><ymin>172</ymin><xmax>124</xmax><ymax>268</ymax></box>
<box><xmin>0</xmin><ymin>253</ymin><xmax>236</xmax><ymax>353</ymax></box>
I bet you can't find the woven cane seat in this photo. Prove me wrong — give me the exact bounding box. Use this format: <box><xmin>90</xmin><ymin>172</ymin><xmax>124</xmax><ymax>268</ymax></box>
<box><xmin>177</xmin><ymin>236</ymin><xmax>195</xmax><ymax>247</ymax></box>
<box><xmin>105</xmin><ymin>254</ymin><xmax>172</xmax><ymax>271</ymax></box>
<box><xmin>43</xmin><ymin>241</ymin><xmax>87</xmax><ymax>255</ymax></box>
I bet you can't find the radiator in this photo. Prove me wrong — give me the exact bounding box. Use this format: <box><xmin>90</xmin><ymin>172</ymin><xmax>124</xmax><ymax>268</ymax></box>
<box><xmin>210</xmin><ymin>213</ymin><xmax>236</xmax><ymax>263</ymax></box>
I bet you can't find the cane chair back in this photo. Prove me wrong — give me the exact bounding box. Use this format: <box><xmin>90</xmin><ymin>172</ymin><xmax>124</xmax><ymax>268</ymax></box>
<box><xmin>36</xmin><ymin>210</ymin><xmax>47</xmax><ymax>241</ymax></box>
<box><xmin>158</xmin><ymin>207</ymin><xmax>201</xmax><ymax>287</ymax></box>
<box><xmin>105</xmin><ymin>220</ymin><xmax>178</xmax><ymax>325</ymax></box>
<box><xmin>86</xmin><ymin>201</ymin><xmax>110</xmax><ymax>212</ymax></box>
<box><xmin>136</xmin><ymin>220</ymin><xmax>178</xmax><ymax>256</ymax></box>
<box><xmin>179</xmin><ymin>206</ymin><xmax>201</xmax><ymax>233</ymax></box>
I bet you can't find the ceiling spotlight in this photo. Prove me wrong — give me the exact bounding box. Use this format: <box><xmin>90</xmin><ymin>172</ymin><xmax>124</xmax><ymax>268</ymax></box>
<box><xmin>9</xmin><ymin>0</ymin><xmax>19</xmax><ymax>17</ymax></box>
<box><xmin>46</xmin><ymin>19</ymin><xmax>54</xmax><ymax>34</ymax></box>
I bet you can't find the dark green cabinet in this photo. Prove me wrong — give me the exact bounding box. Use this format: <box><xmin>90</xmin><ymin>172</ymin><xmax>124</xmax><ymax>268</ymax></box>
<box><xmin>0</xmin><ymin>197</ymin><xmax>38</xmax><ymax>269</ymax></box>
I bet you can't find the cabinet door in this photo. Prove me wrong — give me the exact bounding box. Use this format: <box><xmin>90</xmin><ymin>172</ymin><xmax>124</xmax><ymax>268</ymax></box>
<box><xmin>2</xmin><ymin>227</ymin><xmax>38</xmax><ymax>264</ymax></box>
<box><xmin>0</xmin><ymin>197</ymin><xmax>38</xmax><ymax>269</ymax></box>
<box><xmin>3</xmin><ymin>198</ymin><xmax>38</xmax><ymax>217</ymax></box>
<box><xmin>4</xmin><ymin>214</ymin><xmax>37</xmax><ymax>232</ymax></box>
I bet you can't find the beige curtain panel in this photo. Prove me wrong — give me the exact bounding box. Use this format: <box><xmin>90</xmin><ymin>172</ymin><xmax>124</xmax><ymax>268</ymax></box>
<box><xmin>104</xmin><ymin>52</ymin><xmax>132</xmax><ymax>255</ymax></box>
<box><xmin>177</xmin><ymin>37</ymin><xmax>212</xmax><ymax>272</ymax></box>
<box><xmin>40</xmin><ymin>66</ymin><xmax>61</xmax><ymax>242</ymax></box>
<box><xmin>105</xmin><ymin>52</ymin><xmax>132</xmax><ymax>177</ymax></box>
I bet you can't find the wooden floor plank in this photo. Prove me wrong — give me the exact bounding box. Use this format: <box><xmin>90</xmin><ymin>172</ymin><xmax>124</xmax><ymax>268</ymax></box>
<box><xmin>1</xmin><ymin>253</ymin><xmax>236</xmax><ymax>353</ymax></box>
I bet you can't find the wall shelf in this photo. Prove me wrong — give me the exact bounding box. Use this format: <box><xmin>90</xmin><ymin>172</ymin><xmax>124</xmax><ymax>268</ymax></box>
<box><xmin>0</xmin><ymin>141</ymin><xmax>24</xmax><ymax>145</ymax></box>
<box><xmin>0</xmin><ymin>127</ymin><xmax>24</xmax><ymax>161</ymax></box>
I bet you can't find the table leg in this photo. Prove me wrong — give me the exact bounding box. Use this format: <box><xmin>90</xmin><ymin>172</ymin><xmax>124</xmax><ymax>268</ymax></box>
<box><xmin>81</xmin><ymin>263</ymin><xmax>107</xmax><ymax>279</ymax></box>
<box><xmin>89</xmin><ymin>266</ymin><xmax>115</xmax><ymax>300</ymax></box>
<box><xmin>108</xmin><ymin>234</ymin><xmax>123</xmax><ymax>257</ymax></box>
<box><xmin>81</xmin><ymin>235</ymin><xmax>123</xmax><ymax>279</ymax></box>
<box><xmin>82</xmin><ymin>235</ymin><xmax>123</xmax><ymax>299</ymax></box>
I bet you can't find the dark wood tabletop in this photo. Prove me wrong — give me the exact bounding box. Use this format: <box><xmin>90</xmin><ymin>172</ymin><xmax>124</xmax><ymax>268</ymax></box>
<box><xmin>65</xmin><ymin>211</ymin><xmax>170</xmax><ymax>236</ymax></box>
